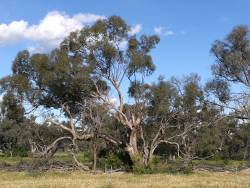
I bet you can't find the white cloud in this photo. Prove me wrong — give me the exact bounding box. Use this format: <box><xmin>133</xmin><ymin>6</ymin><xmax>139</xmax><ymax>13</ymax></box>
<box><xmin>164</xmin><ymin>30</ymin><xmax>175</xmax><ymax>36</ymax></box>
<box><xmin>154</xmin><ymin>26</ymin><xmax>163</xmax><ymax>34</ymax></box>
<box><xmin>118</xmin><ymin>24</ymin><xmax>142</xmax><ymax>50</ymax></box>
<box><xmin>0</xmin><ymin>20</ymin><xmax>28</xmax><ymax>43</ymax></box>
<box><xmin>128</xmin><ymin>24</ymin><xmax>142</xmax><ymax>36</ymax></box>
<box><xmin>154</xmin><ymin>26</ymin><xmax>175</xmax><ymax>36</ymax></box>
<box><xmin>0</xmin><ymin>11</ymin><xmax>105</xmax><ymax>52</ymax></box>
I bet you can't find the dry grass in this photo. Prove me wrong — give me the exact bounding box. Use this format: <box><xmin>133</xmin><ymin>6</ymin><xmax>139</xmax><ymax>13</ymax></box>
<box><xmin>0</xmin><ymin>170</ymin><xmax>250</xmax><ymax>188</ymax></box>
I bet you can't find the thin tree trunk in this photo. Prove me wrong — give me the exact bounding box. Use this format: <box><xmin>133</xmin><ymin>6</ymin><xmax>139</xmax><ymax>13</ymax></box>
<box><xmin>243</xmin><ymin>141</ymin><xmax>249</xmax><ymax>160</ymax></box>
<box><xmin>141</xmin><ymin>145</ymin><xmax>155</xmax><ymax>168</ymax></box>
<box><xmin>92</xmin><ymin>141</ymin><xmax>97</xmax><ymax>172</ymax></box>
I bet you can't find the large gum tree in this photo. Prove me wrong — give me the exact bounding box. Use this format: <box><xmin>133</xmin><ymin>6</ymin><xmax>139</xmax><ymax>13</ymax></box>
<box><xmin>60</xmin><ymin>15</ymin><xmax>160</xmax><ymax>165</ymax></box>
<box><xmin>1</xmin><ymin>16</ymin><xmax>160</xmax><ymax>167</ymax></box>
<box><xmin>211</xmin><ymin>25</ymin><xmax>250</xmax><ymax>120</ymax></box>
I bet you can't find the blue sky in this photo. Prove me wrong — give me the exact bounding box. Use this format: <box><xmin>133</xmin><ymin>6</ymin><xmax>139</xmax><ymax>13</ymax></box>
<box><xmin>0</xmin><ymin>0</ymin><xmax>250</xmax><ymax>84</ymax></box>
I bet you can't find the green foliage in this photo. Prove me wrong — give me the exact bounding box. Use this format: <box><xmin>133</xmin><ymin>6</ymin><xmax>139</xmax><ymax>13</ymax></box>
<box><xmin>106</xmin><ymin>152</ymin><xmax>122</xmax><ymax>167</ymax></box>
<box><xmin>131</xmin><ymin>156</ymin><xmax>153</xmax><ymax>174</ymax></box>
<box><xmin>0</xmin><ymin>92</ymin><xmax>31</xmax><ymax>157</ymax></box>
<box><xmin>0</xmin><ymin>91</ymin><xmax>63</xmax><ymax>157</ymax></box>
<box><xmin>98</xmin><ymin>148</ymin><xmax>131</xmax><ymax>170</ymax></box>
<box><xmin>1</xmin><ymin>92</ymin><xmax>25</xmax><ymax>123</ymax></box>
<box><xmin>181</xmin><ymin>164</ymin><xmax>193</xmax><ymax>174</ymax></box>
<box><xmin>151</xmin><ymin>156</ymin><xmax>162</xmax><ymax>165</ymax></box>
<box><xmin>132</xmin><ymin>164</ymin><xmax>151</xmax><ymax>174</ymax></box>
<box><xmin>205</xmin><ymin>78</ymin><xmax>230</xmax><ymax>103</ymax></box>
<box><xmin>211</xmin><ymin>25</ymin><xmax>250</xmax><ymax>87</ymax></box>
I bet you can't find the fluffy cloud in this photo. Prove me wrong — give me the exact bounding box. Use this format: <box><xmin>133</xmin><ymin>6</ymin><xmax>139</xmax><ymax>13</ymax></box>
<box><xmin>115</xmin><ymin>24</ymin><xmax>142</xmax><ymax>50</ymax></box>
<box><xmin>0</xmin><ymin>11</ymin><xmax>105</xmax><ymax>52</ymax></box>
<box><xmin>154</xmin><ymin>26</ymin><xmax>175</xmax><ymax>36</ymax></box>
<box><xmin>0</xmin><ymin>20</ymin><xmax>28</xmax><ymax>43</ymax></box>
<box><xmin>128</xmin><ymin>24</ymin><xmax>142</xmax><ymax>36</ymax></box>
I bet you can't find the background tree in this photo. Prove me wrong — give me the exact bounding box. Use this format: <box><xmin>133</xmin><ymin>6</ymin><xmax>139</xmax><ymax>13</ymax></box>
<box><xmin>210</xmin><ymin>25</ymin><xmax>250</xmax><ymax>160</ymax></box>
<box><xmin>0</xmin><ymin>40</ymin><xmax>98</xmax><ymax>168</ymax></box>
<box><xmin>0</xmin><ymin>92</ymin><xmax>32</xmax><ymax>156</ymax></box>
<box><xmin>161</xmin><ymin>74</ymin><xmax>226</xmax><ymax>168</ymax></box>
<box><xmin>211</xmin><ymin>25</ymin><xmax>250</xmax><ymax>120</ymax></box>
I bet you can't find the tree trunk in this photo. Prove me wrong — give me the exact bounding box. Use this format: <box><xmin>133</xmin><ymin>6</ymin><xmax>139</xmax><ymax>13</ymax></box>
<box><xmin>129</xmin><ymin>128</ymin><xmax>138</xmax><ymax>155</ymax></box>
<box><xmin>92</xmin><ymin>142</ymin><xmax>97</xmax><ymax>172</ymax></box>
<box><xmin>141</xmin><ymin>145</ymin><xmax>155</xmax><ymax>168</ymax></box>
<box><xmin>142</xmin><ymin>148</ymin><xmax>150</xmax><ymax>167</ymax></box>
<box><xmin>180</xmin><ymin>154</ymin><xmax>192</xmax><ymax>172</ymax></box>
<box><xmin>125</xmin><ymin>128</ymin><xmax>157</xmax><ymax>168</ymax></box>
<box><xmin>30</xmin><ymin>136</ymin><xmax>71</xmax><ymax>170</ymax></box>
<box><xmin>243</xmin><ymin>139</ymin><xmax>249</xmax><ymax>160</ymax></box>
<box><xmin>125</xmin><ymin>128</ymin><xmax>142</xmax><ymax>166</ymax></box>
<box><xmin>30</xmin><ymin>144</ymin><xmax>58</xmax><ymax>170</ymax></box>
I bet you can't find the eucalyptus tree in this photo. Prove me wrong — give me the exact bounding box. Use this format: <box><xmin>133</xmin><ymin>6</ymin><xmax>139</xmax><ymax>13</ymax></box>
<box><xmin>211</xmin><ymin>25</ymin><xmax>250</xmax><ymax>120</ymax></box>
<box><xmin>0</xmin><ymin>16</ymin><xmax>160</xmax><ymax>167</ymax></box>
<box><xmin>0</xmin><ymin>92</ymin><xmax>26</xmax><ymax>156</ymax></box>
<box><xmin>211</xmin><ymin>25</ymin><xmax>250</xmax><ymax>87</ymax></box>
<box><xmin>165</xmin><ymin>74</ymin><xmax>227</xmax><ymax>167</ymax></box>
<box><xmin>0</xmin><ymin>44</ymin><xmax>97</xmax><ymax>167</ymax></box>
<box><xmin>59</xmin><ymin>15</ymin><xmax>160</xmax><ymax>166</ymax></box>
<box><xmin>128</xmin><ymin>74</ymin><xmax>227</xmax><ymax>167</ymax></box>
<box><xmin>0</xmin><ymin>92</ymin><xmax>37</xmax><ymax>157</ymax></box>
<box><xmin>136</xmin><ymin>77</ymin><xmax>180</xmax><ymax>166</ymax></box>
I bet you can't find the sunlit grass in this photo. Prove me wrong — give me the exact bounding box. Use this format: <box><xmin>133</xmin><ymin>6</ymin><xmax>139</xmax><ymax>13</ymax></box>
<box><xmin>0</xmin><ymin>156</ymin><xmax>31</xmax><ymax>165</ymax></box>
<box><xmin>192</xmin><ymin>160</ymin><xmax>250</xmax><ymax>168</ymax></box>
<box><xmin>0</xmin><ymin>152</ymin><xmax>89</xmax><ymax>165</ymax></box>
<box><xmin>0</xmin><ymin>155</ymin><xmax>249</xmax><ymax>187</ymax></box>
<box><xmin>0</xmin><ymin>170</ymin><xmax>249</xmax><ymax>188</ymax></box>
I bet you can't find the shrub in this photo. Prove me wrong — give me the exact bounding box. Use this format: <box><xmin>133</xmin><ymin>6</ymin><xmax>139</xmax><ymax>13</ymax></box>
<box><xmin>98</xmin><ymin>149</ymin><xmax>132</xmax><ymax>171</ymax></box>
<box><xmin>14</xmin><ymin>147</ymin><xmax>29</xmax><ymax>157</ymax></box>
<box><xmin>105</xmin><ymin>152</ymin><xmax>123</xmax><ymax>168</ymax></box>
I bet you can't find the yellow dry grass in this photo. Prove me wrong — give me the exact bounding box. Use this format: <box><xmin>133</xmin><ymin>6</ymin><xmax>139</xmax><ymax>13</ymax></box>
<box><xmin>0</xmin><ymin>170</ymin><xmax>250</xmax><ymax>188</ymax></box>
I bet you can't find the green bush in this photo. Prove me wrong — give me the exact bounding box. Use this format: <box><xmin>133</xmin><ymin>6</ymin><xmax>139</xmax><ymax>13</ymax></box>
<box><xmin>223</xmin><ymin>159</ymin><xmax>230</xmax><ymax>165</ymax></box>
<box><xmin>98</xmin><ymin>151</ymin><xmax>124</xmax><ymax>170</ymax></box>
<box><xmin>151</xmin><ymin>156</ymin><xmax>163</xmax><ymax>165</ymax></box>
<box><xmin>132</xmin><ymin>163</ymin><xmax>148</xmax><ymax>174</ymax></box>
<box><xmin>14</xmin><ymin>147</ymin><xmax>29</xmax><ymax>157</ymax></box>
<box><xmin>211</xmin><ymin>153</ymin><xmax>223</xmax><ymax>161</ymax></box>
<box><xmin>181</xmin><ymin>165</ymin><xmax>193</xmax><ymax>174</ymax></box>
<box><xmin>105</xmin><ymin>152</ymin><xmax>123</xmax><ymax>168</ymax></box>
<box><xmin>98</xmin><ymin>149</ymin><xmax>132</xmax><ymax>171</ymax></box>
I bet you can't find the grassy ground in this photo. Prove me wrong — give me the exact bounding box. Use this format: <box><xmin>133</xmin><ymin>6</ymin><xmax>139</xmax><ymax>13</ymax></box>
<box><xmin>0</xmin><ymin>152</ymin><xmax>88</xmax><ymax>164</ymax></box>
<box><xmin>0</xmin><ymin>155</ymin><xmax>250</xmax><ymax>187</ymax></box>
<box><xmin>0</xmin><ymin>170</ymin><xmax>250</xmax><ymax>188</ymax></box>
<box><xmin>192</xmin><ymin>160</ymin><xmax>250</xmax><ymax>168</ymax></box>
